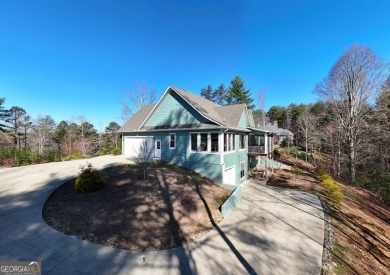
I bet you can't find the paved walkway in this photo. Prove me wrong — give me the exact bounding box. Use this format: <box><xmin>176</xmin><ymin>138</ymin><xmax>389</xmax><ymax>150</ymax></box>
<box><xmin>0</xmin><ymin>156</ymin><xmax>324</xmax><ymax>274</ymax></box>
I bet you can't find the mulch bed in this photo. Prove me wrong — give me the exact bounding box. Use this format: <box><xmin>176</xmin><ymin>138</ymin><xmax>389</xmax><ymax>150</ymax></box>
<box><xmin>42</xmin><ymin>163</ymin><xmax>231</xmax><ymax>251</ymax></box>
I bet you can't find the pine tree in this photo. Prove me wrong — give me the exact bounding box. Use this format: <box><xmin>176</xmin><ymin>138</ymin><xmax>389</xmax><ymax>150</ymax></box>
<box><xmin>227</xmin><ymin>76</ymin><xmax>255</xmax><ymax>109</ymax></box>
<box><xmin>200</xmin><ymin>85</ymin><xmax>213</xmax><ymax>101</ymax></box>
<box><xmin>0</xmin><ymin>98</ymin><xmax>7</xmax><ymax>132</ymax></box>
<box><xmin>5</xmin><ymin>106</ymin><xmax>26</xmax><ymax>146</ymax></box>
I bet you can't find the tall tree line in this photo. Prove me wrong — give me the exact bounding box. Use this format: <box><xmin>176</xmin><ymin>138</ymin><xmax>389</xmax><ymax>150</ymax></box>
<box><xmin>264</xmin><ymin>44</ymin><xmax>389</xmax><ymax>194</ymax></box>
<box><xmin>0</xmin><ymin>99</ymin><xmax>121</xmax><ymax>166</ymax></box>
<box><xmin>200</xmin><ymin>76</ymin><xmax>255</xmax><ymax>109</ymax></box>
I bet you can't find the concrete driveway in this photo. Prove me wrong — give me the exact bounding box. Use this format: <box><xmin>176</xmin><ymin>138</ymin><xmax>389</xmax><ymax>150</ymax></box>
<box><xmin>0</xmin><ymin>156</ymin><xmax>324</xmax><ymax>274</ymax></box>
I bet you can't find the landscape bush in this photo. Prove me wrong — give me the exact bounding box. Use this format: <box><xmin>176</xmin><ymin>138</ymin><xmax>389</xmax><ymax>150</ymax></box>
<box><xmin>315</xmin><ymin>167</ymin><xmax>343</xmax><ymax>203</ymax></box>
<box><xmin>62</xmin><ymin>151</ymin><xmax>84</xmax><ymax>161</ymax></box>
<box><xmin>74</xmin><ymin>163</ymin><xmax>105</xmax><ymax>192</ymax></box>
<box><xmin>112</xmin><ymin>147</ymin><xmax>121</xmax><ymax>155</ymax></box>
<box><xmin>273</xmin><ymin>148</ymin><xmax>282</xmax><ymax>159</ymax></box>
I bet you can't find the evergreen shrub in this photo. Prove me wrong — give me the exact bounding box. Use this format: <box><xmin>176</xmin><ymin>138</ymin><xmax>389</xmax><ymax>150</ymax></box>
<box><xmin>74</xmin><ymin>163</ymin><xmax>105</xmax><ymax>192</ymax></box>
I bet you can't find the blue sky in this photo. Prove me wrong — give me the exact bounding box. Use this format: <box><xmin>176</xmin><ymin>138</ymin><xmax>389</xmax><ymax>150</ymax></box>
<box><xmin>1</xmin><ymin>0</ymin><xmax>389</xmax><ymax>130</ymax></box>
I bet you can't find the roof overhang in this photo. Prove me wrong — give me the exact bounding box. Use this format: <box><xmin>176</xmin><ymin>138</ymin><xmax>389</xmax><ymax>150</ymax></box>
<box><xmin>137</xmin><ymin>86</ymin><xmax>223</xmax><ymax>130</ymax></box>
<box><xmin>121</xmin><ymin>127</ymin><xmax>224</xmax><ymax>133</ymax></box>
<box><xmin>247</xmin><ymin>127</ymin><xmax>272</xmax><ymax>135</ymax></box>
<box><xmin>120</xmin><ymin>125</ymin><xmax>252</xmax><ymax>134</ymax></box>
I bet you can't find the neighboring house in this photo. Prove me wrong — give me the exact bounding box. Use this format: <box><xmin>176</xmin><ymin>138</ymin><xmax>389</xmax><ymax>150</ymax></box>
<box><xmin>263</xmin><ymin>121</ymin><xmax>293</xmax><ymax>146</ymax></box>
<box><xmin>118</xmin><ymin>85</ymin><xmax>273</xmax><ymax>188</ymax></box>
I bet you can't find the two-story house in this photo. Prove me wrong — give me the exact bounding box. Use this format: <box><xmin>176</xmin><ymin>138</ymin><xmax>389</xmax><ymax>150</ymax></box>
<box><xmin>118</xmin><ymin>85</ymin><xmax>273</xmax><ymax>188</ymax></box>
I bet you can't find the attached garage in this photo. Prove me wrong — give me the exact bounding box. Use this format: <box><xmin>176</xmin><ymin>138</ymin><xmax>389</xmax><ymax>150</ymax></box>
<box><xmin>123</xmin><ymin>136</ymin><xmax>154</xmax><ymax>158</ymax></box>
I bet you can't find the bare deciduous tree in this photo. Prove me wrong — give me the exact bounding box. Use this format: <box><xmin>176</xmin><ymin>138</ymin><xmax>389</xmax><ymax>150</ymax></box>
<box><xmin>256</xmin><ymin>88</ymin><xmax>266</xmax><ymax>127</ymax></box>
<box><xmin>131</xmin><ymin>139</ymin><xmax>155</xmax><ymax>179</ymax></box>
<box><xmin>76</xmin><ymin>115</ymin><xmax>90</xmax><ymax>156</ymax></box>
<box><xmin>121</xmin><ymin>81</ymin><xmax>156</xmax><ymax>122</ymax></box>
<box><xmin>33</xmin><ymin>115</ymin><xmax>56</xmax><ymax>154</ymax></box>
<box><xmin>315</xmin><ymin>44</ymin><xmax>388</xmax><ymax>184</ymax></box>
<box><xmin>297</xmin><ymin>106</ymin><xmax>319</xmax><ymax>162</ymax></box>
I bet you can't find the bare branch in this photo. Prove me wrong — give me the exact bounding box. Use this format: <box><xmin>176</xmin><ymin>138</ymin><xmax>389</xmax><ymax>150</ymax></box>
<box><xmin>131</xmin><ymin>139</ymin><xmax>155</xmax><ymax>179</ymax></box>
<box><xmin>256</xmin><ymin>88</ymin><xmax>266</xmax><ymax>127</ymax></box>
<box><xmin>314</xmin><ymin>43</ymin><xmax>388</xmax><ymax>184</ymax></box>
<box><xmin>121</xmin><ymin>81</ymin><xmax>156</xmax><ymax>122</ymax></box>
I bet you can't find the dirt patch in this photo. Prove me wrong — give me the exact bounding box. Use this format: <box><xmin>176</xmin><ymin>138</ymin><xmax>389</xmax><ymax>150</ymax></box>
<box><xmin>262</xmin><ymin>155</ymin><xmax>390</xmax><ymax>275</ymax></box>
<box><xmin>259</xmin><ymin>157</ymin><xmax>320</xmax><ymax>193</ymax></box>
<box><xmin>42</xmin><ymin>163</ymin><xmax>231</xmax><ymax>251</ymax></box>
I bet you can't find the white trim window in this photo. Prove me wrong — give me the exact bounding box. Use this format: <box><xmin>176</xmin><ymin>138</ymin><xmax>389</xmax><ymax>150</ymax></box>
<box><xmin>190</xmin><ymin>132</ymin><xmax>219</xmax><ymax>153</ymax></box>
<box><xmin>169</xmin><ymin>133</ymin><xmax>176</xmax><ymax>149</ymax></box>
<box><xmin>240</xmin><ymin>161</ymin><xmax>245</xmax><ymax>179</ymax></box>
<box><xmin>223</xmin><ymin>133</ymin><xmax>236</xmax><ymax>152</ymax></box>
<box><xmin>210</xmin><ymin>133</ymin><xmax>219</xmax><ymax>152</ymax></box>
<box><xmin>200</xmin><ymin>133</ymin><xmax>208</xmax><ymax>151</ymax></box>
<box><xmin>239</xmin><ymin>134</ymin><xmax>246</xmax><ymax>150</ymax></box>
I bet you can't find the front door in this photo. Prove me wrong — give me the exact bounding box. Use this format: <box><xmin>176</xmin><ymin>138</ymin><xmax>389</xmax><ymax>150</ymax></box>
<box><xmin>155</xmin><ymin>139</ymin><xmax>161</xmax><ymax>158</ymax></box>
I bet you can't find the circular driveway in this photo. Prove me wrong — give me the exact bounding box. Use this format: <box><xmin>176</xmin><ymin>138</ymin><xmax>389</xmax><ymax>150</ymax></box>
<box><xmin>0</xmin><ymin>155</ymin><xmax>324</xmax><ymax>274</ymax></box>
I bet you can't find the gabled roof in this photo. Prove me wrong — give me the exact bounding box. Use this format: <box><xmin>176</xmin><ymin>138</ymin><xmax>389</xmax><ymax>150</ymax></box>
<box><xmin>263</xmin><ymin>122</ymin><xmax>293</xmax><ymax>136</ymax></box>
<box><xmin>118</xmin><ymin>104</ymin><xmax>155</xmax><ymax>132</ymax></box>
<box><xmin>171</xmin><ymin>86</ymin><xmax>251</xmax><ymax>129</ymax></box>
<box><xmin>171</xmin><ymin>86</ymin><xmax>225</xmax><ymax>125</ymax></box>
<box><xmin>215</xmin><ymin>104</ymin><xmax>246</xmax><ymax>128</ymax></box>
<box><xmin>119</xmin><ymin>85</ymin><xmax>254</xmax><ymax>132</ymax></box>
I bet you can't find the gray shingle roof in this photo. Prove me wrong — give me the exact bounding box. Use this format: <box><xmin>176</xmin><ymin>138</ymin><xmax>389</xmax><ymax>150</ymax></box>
<box><xmin>119</xmin><ymin>86</ymin><xmax>252</xmax><ymax>132</ymax></box>
<box><xmin>263</xmin><ymin>122</ymin><xmax>293</xmax><ymax>136</ymax></box>
<box><xmin>215</xmin><ymin>104</ymin><xmax>246</xmax><ymax>128</ymax></box>
<box><xmin>170</xmin><ymin>86</ymin><xmax>225</xmax><ymax>125</ymax></box>
<box><xmin>117</xmin><ymin>104</ymin><xmax>155</xmax><ymax>132</ymax></box>
<box><xmin>171</xmin><ymin>86</ymin><xmax>250</xmax><ymax>129</ymax></box>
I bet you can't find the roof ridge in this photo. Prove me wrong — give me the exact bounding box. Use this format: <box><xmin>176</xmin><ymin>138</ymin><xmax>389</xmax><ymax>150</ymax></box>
<box><xmin>170</xmin><ymin>85</ymin><xmax>221</xmax><ymax>107</ymax></box>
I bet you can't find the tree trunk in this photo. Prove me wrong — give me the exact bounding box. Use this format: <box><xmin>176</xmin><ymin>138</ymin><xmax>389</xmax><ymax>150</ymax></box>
<box><xmin>337</xmin><ymin>139</ymin><xmax>341</xmax><ymax>180</ymax></box>
<box><xmin>347</xmin><ymin>135</ymin><xmax>356</xmax><ymax>184</ymax></box>
<box><xmin>305</xmin><ymin>127</ymin><xmax>308</xmax><ymax>162</ymax></box>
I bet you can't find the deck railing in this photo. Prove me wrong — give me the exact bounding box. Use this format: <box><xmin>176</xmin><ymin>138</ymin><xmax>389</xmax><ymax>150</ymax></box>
<box><xmin>248</xmin><ymin>146</ymin><xmax>266</xmax><ymax>154</ymax></box>
<box><xmin>248</xmin><ymin>135</ymin><xmax>274</xmax><ymax>155</ymax></box>
<box><xmin>248</xmin><ymin>145</ymin><xmax>273</xmax><ymax>155</ymax></box>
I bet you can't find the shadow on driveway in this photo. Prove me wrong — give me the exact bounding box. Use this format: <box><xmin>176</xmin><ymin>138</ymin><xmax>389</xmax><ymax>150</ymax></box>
<box><xmin>0</xmin><ymin>156</ymin><xmax>324</xmax><ymax>274</ymax></box>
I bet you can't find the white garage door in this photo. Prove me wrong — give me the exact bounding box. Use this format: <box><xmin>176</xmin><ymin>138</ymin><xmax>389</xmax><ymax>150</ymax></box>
<box><xmin>223</xmin><ymin>166</ymin><xmax>236</xmax><ymax>186</ymax></box>
<box><xmin>124</xmin><ymin>136</ymin><xmax>154</xmax><ymax>158</ymax></box>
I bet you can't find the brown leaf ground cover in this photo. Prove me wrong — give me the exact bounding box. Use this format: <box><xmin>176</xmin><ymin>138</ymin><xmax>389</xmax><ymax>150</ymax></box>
<box><xmin>261</xmin><ymin>155</ymin><xmax>390</xmax><ymax>275</ymax></box>
<box><xmin>43</xmin><ymin>162</ymin><xmax>231</xmax><ymax>251</ymax></box>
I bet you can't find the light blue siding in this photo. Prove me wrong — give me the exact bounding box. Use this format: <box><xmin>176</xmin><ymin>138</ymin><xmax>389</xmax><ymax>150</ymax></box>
<box><xmin>123</xmin><ymin>89</ymin><xmax>251</xmax><ymax>186</ymax></box>
<box><xmin>221</xmin><ymin>185</ymin><xmax>242</xmax><ymax>218</ymax></box>
<box><xmin>223</xmin><ymin>134</ymin><xmax>248</xmax><ymax>185</ymax></box>
<box><xmin>238</xmin><ymin>110</ymin><xmax>248</xmax><ymax>128</ymax></box>
<box><xmin>123</xmin><ymin>131</ymin><xmax>223</xmax><ymax>183</ymax></box>
<box><xmin>145</xmin><ymin>92</ymin><xmax>209</xmax><ymax>127</ymax></box>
